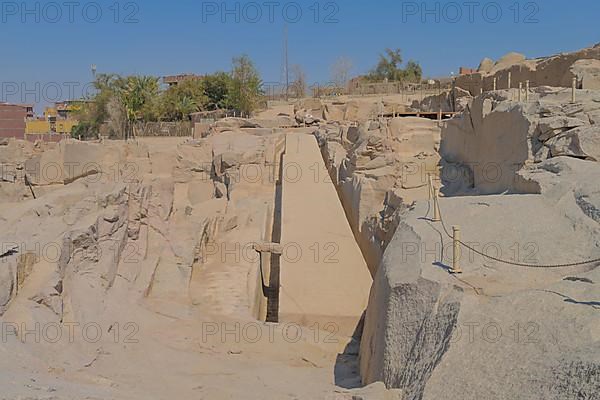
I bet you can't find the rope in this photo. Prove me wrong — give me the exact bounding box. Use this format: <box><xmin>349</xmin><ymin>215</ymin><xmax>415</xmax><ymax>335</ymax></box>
<box><xmin>431</xmin><ymin>194</ymin><xmax>600</xmax><ymax>269</ymax></box>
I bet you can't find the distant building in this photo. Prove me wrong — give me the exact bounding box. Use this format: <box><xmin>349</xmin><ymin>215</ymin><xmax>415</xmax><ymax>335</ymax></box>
<box><xmin>0</xmin><ymin>103</ymin><xmax>32</xmax><ymax>139</ymax></box>
<box><xmin>25</xmin><ymin>100</ymin><xmax>85</xmax><ymax>138</ymax></box>
<box><xmin>54</xmin><ymin>100</ymin><xmax>88</xmax><ymax>119</ymax></box>
<box><xmin>163</xmin><ymin>74</ymin><xmax>203</xmax><ymax>87</ymax></box>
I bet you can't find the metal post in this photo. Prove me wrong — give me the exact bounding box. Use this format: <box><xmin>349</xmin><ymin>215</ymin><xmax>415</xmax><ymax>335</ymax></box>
<box><xmin>518</xmin><ymin>82</ymin><xmax>522</xmax><ymax>102</ymax></box>
<box><xmin>432</xmin><ymin>188</ymin><xmax>441</xmax><ymax>222</ymax></box>
<box><xmin>451</xmin><ymin>78</ymin><xmax>456</xmax><ymax>112</ymax></box>
<box><xmin>508</xmin><ymin>71</ymin><xmax>512</xmax><ymax>89</ymax></box>
<box><xmin>572</xmin><ymin>77</ymin><xmax>577</xmax><ymax>103</ymax></box>
<box><xmin>427</xmin><ymin>173</ymin><xmax>433</xmax><ymax>200</ymax></box>
<box><xmin>451</xmin><ymin>226</ymin><xmax>462</xmax><ymax>274</ymax></box>
<box><xmin>525</xmin><ymin>80</ymin><xmax>530</xmax><ymax>101</ymax></box>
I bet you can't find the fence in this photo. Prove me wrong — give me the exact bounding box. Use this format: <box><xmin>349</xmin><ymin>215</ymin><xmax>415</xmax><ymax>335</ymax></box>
<box><xmin>263</xmin><ymin>81</ymin><xmax>454</xmax><ymax>101</ymax></box>
<box><xmin>24</xmin><ymin>133</ymin><xmax>69</xmax><ymax>143</ymax></box>
<box><xmin>133</xmin><ymin>121</ymin><xmax>192</xmax><ymax>137</ymax></box>
<box><xmin>347</xmin><ymin>81</ymin><xmax>453</xmax><ymax>96</ymax></box>
<box><xmin>426</xmin><ymin>176</ymin><xmax>600</xmax><ymax>271</ymax></box>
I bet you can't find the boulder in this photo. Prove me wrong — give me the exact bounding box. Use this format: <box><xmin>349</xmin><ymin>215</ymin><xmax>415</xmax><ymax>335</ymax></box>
<box><xmin>571</xmin><ymin>58</ymin><xmax>600</xmax><ymax>89</ymax></box>
<box><xmin>24</xmin><ymin>141</ymin><xmax>130</xmax><ymax>186</ymax></box>
<box><xmin>294</xmin><ymin>98</ymin><xmax>323</xmax><ymax>114</ymax></box>
<box><xmin>441</xmin><ymin>88</ymin><xmax>600</xmax><ymax>194</ymax></box>
<box><xmin>413</xmin><ymin>87</ymin><xmax>472</xmax><ymax>112</ymax></box>
<box><xmin>214</xmin><ymin>117</ymin><xmax>261</xmax><ymax>130</ymax></box>
<box><xmin>360</xmin><ymin>191</ymin><xmax>600</xmax><ymax>400</ymax></box>
<box><xmin>323</xmin><ymin>103</ymin><xmax>346</xmax><ymax>121</ymax></box>
<box><xmin>535</xmin><ymin>116</ymin><xmax>586</xmax><ymax>141</ymax></box>
<box><xmin>477</xmin><ymin>57</ymin><xmax>494</xmax><ymax>73</ymax></box>
<box><xmin>546</xmin><ymin>125</ymin><xmax>600</xmax><ymax>160</ymax></box>
<box><xmin>253</xmin><ymin>115</ymin><xmax>296</xmax><ymax>128</ymax></box>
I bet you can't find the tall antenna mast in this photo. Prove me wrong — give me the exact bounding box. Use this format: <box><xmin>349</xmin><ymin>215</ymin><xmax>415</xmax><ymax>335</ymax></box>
<box><xmin>284</xmin><ymin>25</ymin><xmax>289</xmax><ymax>101</ymax></box>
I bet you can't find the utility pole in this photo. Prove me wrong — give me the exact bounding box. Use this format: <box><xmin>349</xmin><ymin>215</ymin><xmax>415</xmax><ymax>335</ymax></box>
<box><xmin>283</xmin><ymin>25</ymin><xmax>289</xmax><ymax>102</ymax></box>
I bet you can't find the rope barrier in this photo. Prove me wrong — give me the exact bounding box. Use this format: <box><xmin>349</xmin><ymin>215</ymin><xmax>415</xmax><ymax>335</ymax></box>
<box><xmin>428</xmin><ymin>184</ymin><xmax>600</xmax><ymax>269</ymax></box>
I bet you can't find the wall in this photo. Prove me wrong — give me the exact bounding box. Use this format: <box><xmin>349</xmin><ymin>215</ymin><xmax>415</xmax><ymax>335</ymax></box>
<box><xmin>24</xmin><ymin>133</ymin><xmax>67</xmax><ymax>143</ymax></box>
<box><xmin>25</xmin><ymin>120</ymin><xmax>50</xmax><ymax>134</ymax></box>
<box><xmin>134</xmin><ymin>121</ymin><xmax>192</xmax><ymax>137</ymax></box>
<box><xmin>0</xmin><ymin>104</ymin><xmax>26</xmax><ymax>139</ymax></box>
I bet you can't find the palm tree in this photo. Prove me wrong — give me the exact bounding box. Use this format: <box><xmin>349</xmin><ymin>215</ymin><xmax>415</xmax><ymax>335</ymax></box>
<box><xmin>175</xmin><ymin>95</ymin><xmax>199</xmax><ymax>120</ymax></box>
<box><xmin>120</xmin><ymin>76</ymin><xmax>159</xmax><ymax>139</ymax></box>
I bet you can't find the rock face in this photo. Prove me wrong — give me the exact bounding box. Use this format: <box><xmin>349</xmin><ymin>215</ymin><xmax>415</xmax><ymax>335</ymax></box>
<box><xmin>440</xmin><ymin>88</ymin><xmax>600</xmax><ymax>194</ymax></box>
<box><xmin>0</xmin><ymin>130</ymin><xmax>283</xmax><ymax>322</ymax></box>
<box><xmin>360</xmin><ymin>161</ymin><xmax>600</xmax><ymax>399</ymax></box>
<box><xmin>1</xmin><ymin>125</ymin><xmax>384</xmax><ymax>398</ymax></box>
<box><xmin>412</xmin><ymin>87</ymin><xmax>472</xmax><ymax>113</ymax></box>
<box><xmin>359</xmin><ymin>219</ymin><xmax>463</xmax><ymax>398</ymax></box>
<box><xmin>295</xmin><ymin>97</ymin><xmax>412</xmax><ymax>124</ymax></box>
<box><xmin>23</xmin><ymin>140</ymin><xmax>150</xmax><ymax>186</ymax></box>
<box><xmin>571</xmin><ymin>58</ymin><xmax>600</xmax><ymax>90</ymax></box>
<box><xmin>294</xmin><ymin>98</ymin><xmax>325</xmax><ymax>125</ymax></box>
<box><xmin>360</xmin><ymin>79</ymin><xmax>600</xmax><ymax>399</ymax></box>
<box><xmin>316</xmin><ymin>117</ymin><xmax>440</xmax><ymax>274</ymax></box>
<box><xmin>454</xmin><ymin>45</ymin><xmax>600</xmax><ymax>94</ymax></box>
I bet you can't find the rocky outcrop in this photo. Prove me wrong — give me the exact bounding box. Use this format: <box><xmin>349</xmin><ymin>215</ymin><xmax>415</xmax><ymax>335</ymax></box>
<box><xmin>412</xmin><ymin>87</ymin><xmax>472</xmax><ymax>113</ymax></box>
<box><xmin>571</xmin><ymin>59</ymin><xmax>600</xmax><ymax>90</ymax></box>
<box><xmin>59</xmin><ymin>184</ymin><xmax>131</xmax><ymax>322</ymax></box>
<box><xmin>316</xmin><ymin>117</ymin><xmax>440</xmax><ymax>274</ymax></box>
<box><xmin>440</xmin><ymin>88</ymin><xmax>600</xmax><ymax>194</ymax></box>
<box><xmin>0</xmin><ymin>130</ymin><xmax>287</xmax><ymax>328</ymax></box>
<box><xmin>455</xmin><ymin>45</ymin><xmax>600</xmax><ymax>94</ymax></box>
<box><xmin>360</xmin><ymin>77</ymin><xmax>600</xmax><ymax>398</ymax></box>
<box><xmin>294</xmin><ymin>98</ymin><xmax>325</xmax><ymax>125</ymax></box>
<box><xmin>360</xmin><ymin>221</ymin><xmax>463</xmax><ymax>399</ymax></box>
<box><xmin>360</xmin><ymin>175</ymin><xmax>600</xmax><ymax>399</ymax></box>
<box><xmin>24</xmin><ymin>140</ymin><xmax>150</xmax><ymax>186</ymax></box>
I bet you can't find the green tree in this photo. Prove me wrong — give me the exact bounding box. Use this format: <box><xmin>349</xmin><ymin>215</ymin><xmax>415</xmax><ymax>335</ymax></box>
<box><xmin>228</xmin><ymin>55</ymin><xmax>263</xmax><ymax>116</ymax></box>
<box><xmin>203</xmin><ymin>72</ymin><xmax>232</xmax><ymax>110</ymax></box>
<box><xmin>73</xmin><ymin>73</ymin><xmax>121</xmax><ymax>139</ymax></box>
<box><xmin>159</xmin><ymin>78</ymin><xmax>206</xmax><ymax>121</ymax></box>
<box><xmin>119</xmin><ymin>75</ymin><xmax>160</xmax><ymax>138</ymax></box>
<box><xmin>175</xmin><ymin>96</ymin><xmax>199</xmax><ymax>120</ymax></box>
<box><xmin>403</xmin><ymin>60</ymin><xmax>423</xmax><ymax>83</ymax></box>
<box><xmin>366</xmin><ymin>48</ymin><xmax>422</xmax><ymax>83</ymax></box>
<box><xmin>369</xmin><ymin>48</ymin><xmax>403</xmax><ymax>81</ymax></box>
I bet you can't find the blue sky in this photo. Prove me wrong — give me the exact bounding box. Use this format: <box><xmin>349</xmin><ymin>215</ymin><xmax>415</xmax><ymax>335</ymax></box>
<box><xmin>1</xmin><ymin>0</ymin><xmax>599</xmax><ymax>112</ymax></box>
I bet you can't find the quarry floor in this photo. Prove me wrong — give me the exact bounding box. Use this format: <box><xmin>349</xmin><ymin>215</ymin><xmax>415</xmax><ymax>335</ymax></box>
<box><xmin>0</xmin><ymin>135</ymin><xmax>371</xmax><ymax>400</ymax></box>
